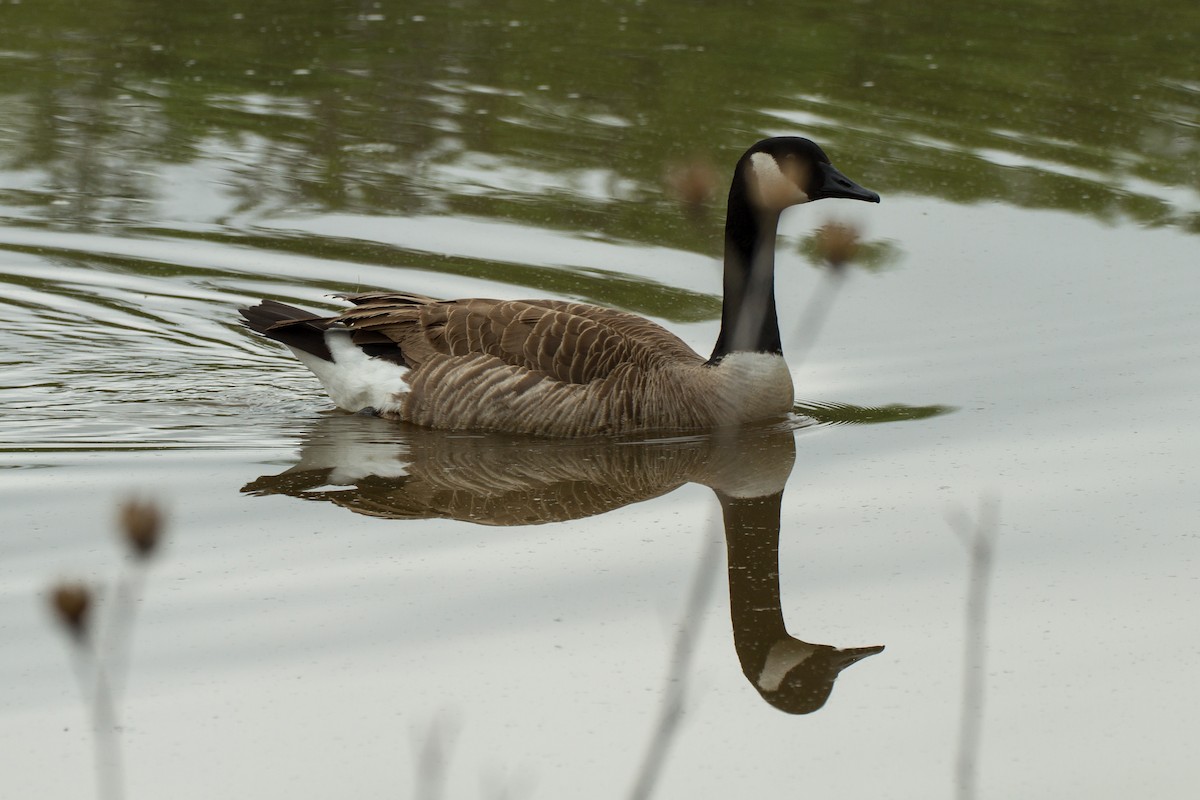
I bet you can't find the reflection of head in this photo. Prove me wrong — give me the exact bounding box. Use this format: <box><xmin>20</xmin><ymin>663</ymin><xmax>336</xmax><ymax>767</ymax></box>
<box><xmin>754</xmin><ymin>642</ymin><xmax>885</xmax><ymax>715</ymax></box>
<box><xmin>720</xmin><ymin>490</ymin><xmax>884</xmax><ymax>714</ymax></box>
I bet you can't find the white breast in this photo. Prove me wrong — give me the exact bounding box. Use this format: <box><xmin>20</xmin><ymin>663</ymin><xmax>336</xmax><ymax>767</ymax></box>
<box><xmin>712</xmin><ymin>352</ymin><xmax>795</xmax><ymax>421</ymax></box>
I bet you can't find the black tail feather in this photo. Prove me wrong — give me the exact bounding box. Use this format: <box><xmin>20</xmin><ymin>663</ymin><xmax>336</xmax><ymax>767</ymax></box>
<box><xmin>240</xmin><ymin>300</ymin><xmax>334</xmax><ymax>362</ymax></box>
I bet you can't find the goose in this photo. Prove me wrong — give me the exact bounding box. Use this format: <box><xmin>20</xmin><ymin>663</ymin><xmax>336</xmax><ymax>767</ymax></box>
<box><xmin>240</xmin><ymin>136</ymin><xmax>879</xmax><ymax>436</ymax></box>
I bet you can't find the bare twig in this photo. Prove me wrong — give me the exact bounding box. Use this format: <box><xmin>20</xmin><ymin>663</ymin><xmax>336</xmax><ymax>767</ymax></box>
<box><xmin>91</xmin><ymin>659</ymin><xmax>124</xmax><ymax>800</ymax></box>
<box><xmin>946</xmin><ymin>496</ymin><xmax>1000</xmax><ymax>800</ymax></box>
<box><xmin>413</xmin><ymin>712</ymin><xmax>460</xmax><ymax>800</ymax></box>
<box><xmin>45</xmin><ymin>497</ymin><xmax>166</xmax><ymax>800</ymax></box>
<box><xmin>787</xmin><ymin>267</ymin><xmax>846</xmax><ymax>365</ymax></box>
<box><xmin>105</xmin><ymin>565</ymin><xmax>148</xmax><ymax>700</ymax></box>
<box><xmin>48</xmin><ymin>581</ymin><xmax>123</xmax><ymax>800</ymax></box>
<box><xmin>628</xmin><ymin>517</ymin><xmax>723</xmax><ymax>800</ymax></box>
<box><xmin>787</xmin><ymin>220</ymin><xmax>862</xmax><ymax>364</ymax></box>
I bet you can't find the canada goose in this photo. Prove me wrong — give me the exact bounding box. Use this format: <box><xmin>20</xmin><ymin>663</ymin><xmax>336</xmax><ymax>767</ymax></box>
<box><xmin>240</xmin><ymin>137</ymin><xmax>879</xmax><ymax>436</ymax></box>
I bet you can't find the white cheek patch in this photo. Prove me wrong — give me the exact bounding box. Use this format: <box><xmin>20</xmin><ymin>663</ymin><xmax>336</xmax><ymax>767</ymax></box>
<box><xmin>748</xmin><ymin>152</ymin><xmax>809</xmax><ymax>211</ymax></box>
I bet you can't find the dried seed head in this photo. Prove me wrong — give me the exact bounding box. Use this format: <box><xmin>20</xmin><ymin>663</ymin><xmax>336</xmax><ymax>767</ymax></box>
<box><xmin>119</xmin><ymin>498</ymin><xmax>163</xmax><ymax>559</ymax></box>
<box><xmin>50</xmin><ymin>581</ymin><xmax>92</xmax><ymax>641</ymax></box>
<box><xmin>666</xmin><ymin>158</ymin><xmax>718</xmax><ymax>222</ymax></box>
<box><xmin>814</xmin><ymin>220</ymin><xmax>862</xmax><ymax>270</ymax></box>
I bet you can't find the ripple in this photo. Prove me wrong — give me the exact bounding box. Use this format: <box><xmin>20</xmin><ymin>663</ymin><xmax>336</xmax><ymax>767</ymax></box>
<box><xmin>0</xmin><ymin>246</ymin><xmax>326</xmax><ymax>451</ymax></box>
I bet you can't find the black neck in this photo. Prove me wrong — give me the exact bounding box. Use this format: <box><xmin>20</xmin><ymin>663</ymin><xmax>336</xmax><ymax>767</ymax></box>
<box><xmin>708</xmin><ymin>180</ymin><xmax>783</xmax><ymax>363</ymax></box>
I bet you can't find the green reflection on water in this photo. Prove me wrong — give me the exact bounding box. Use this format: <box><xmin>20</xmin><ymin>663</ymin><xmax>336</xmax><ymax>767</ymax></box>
<box><xmin>795</xmin><ymin>401</ymin><xmax>956</xmax><ymax>425</ymax></box>
<box><xmin>1</xmin><ymin>0</ymin><xmax>1196</xmax><ymax>243</ymax></box>
<box><xmin>148</xmin><ymin>227</ymin><xmax>724</xmax><ymax>322</ymax></box>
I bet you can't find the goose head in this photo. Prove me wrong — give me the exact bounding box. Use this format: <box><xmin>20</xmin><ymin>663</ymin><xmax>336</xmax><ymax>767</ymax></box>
<box><xmin>739</xmin><ymin>136</ymin><xmax>880</xmax><ymax>215</ymax></box>
<box><xmin>711</xmin><ymin>137</ymin><xmax>878</xmax><ymax>362</ymax></box>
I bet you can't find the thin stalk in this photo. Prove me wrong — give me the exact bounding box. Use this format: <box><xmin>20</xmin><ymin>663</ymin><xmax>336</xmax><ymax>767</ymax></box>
<box><xmin>106</xmin><ymin>562</ymin><xmax>148</xmax><ymax>700</ymax></box>
<box><xmin>628</xmin><ymin>518</ymin><xmax>723</xmax><ymax>800</ymax></box>
<box><xmin>786</xmin><ymin>267</ymin><xmax>846</xmax><ymax>366</ymax></box>
<box><xmin>63</xmin><ymin>638</ymin><xmax>123</xmax><ymax>800</ymax></box>
<box><xmin>949</xmin><ymin>498</ymin><xmax>1000</xmax><ymax>800</ymax></box>
<box><xmin>91</xmin><ymin>661</ymin><xmax>124</xmax><ymax>800</ymax></box>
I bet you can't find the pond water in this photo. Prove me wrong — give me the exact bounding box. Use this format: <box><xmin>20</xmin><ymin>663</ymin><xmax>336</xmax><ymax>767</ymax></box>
<box><xmin>2</xmin><ymin>1</ymin><xmax>1198</xmax><ymax>798</ymax></box>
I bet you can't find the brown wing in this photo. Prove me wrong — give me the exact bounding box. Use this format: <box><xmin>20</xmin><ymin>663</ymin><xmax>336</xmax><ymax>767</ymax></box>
<box><xmin>334</xmin><ymin>292</ymin><xmax>702</xmax><ymax>385</ymax></box>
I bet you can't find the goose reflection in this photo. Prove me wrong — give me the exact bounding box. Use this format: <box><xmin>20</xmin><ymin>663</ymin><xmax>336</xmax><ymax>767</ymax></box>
<box><xmin>244</xmin><ymin>415</ymin><xmax>883</xmax><ymax>713</ymax></box>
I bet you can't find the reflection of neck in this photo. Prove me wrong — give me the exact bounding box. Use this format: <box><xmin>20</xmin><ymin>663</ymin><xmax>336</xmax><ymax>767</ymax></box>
<box><xmin>718</xmin><ymin>490</ymin><xmax>789</xmax><ymax>683</ymax></box>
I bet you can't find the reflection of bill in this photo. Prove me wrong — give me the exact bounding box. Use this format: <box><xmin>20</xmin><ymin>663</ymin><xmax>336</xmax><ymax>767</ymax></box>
<box><xmin>245</xmin><ymin>415</ymin><xmax>883</xmax><ymax>713</ymax></box>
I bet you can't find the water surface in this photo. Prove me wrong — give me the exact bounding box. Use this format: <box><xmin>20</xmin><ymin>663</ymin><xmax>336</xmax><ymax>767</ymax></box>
<box><xmin>2</xmin><ymin>2</ymin><xmax>1198</xmax><ymax>798</ymax></box>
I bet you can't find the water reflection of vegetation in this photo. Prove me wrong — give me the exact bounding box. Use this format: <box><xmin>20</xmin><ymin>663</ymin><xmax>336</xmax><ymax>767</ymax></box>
<box><xmin>158</xmin><ymin>227</ymin><xmax>723</xmax><ymax>322</ymax></box>
<box><xmin>794</xmin><ymin>232</ymin><xmax>904</xmax><ymax>273</ymax></box>
<box><xmin>0</xmin><ymin>223</ymin><xmax>718</xmax><ymax>322</ymax></box>
<box><xmin>795</xmin><ymin>400</ymin><xmax>955</xmax><ymax>425</ymax></box>
<box><xmin>1</xmin><ymin>0</ymin><xmax>1195</xmax><ymax>240</ymax></box>
<box><xmin>245</xmin><ymin>415</ymin><xmax>884</xmax><ymax>714</ymax></box>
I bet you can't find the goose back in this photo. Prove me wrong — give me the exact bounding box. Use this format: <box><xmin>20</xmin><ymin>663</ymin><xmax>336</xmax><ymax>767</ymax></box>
<box><xmin>263</xmin><ymin>292</ymin><xmax>794</xmax><ymax>436</ymax></box>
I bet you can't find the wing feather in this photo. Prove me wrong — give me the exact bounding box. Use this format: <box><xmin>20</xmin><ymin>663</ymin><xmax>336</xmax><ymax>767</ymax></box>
<box><xmin>331</xmin><ymin>292</ymin><xmax>702</xmax><ymax>385</ymax></box>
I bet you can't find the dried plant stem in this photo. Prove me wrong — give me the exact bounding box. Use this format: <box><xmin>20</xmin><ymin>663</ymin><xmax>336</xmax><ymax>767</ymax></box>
<box><xmin>787</xmin><ymin>268</ymin><xmax>845</xmax><ymax>366</ymax></box>
<box><xmin>48</xmin><ymin>498</ymin><xmax>163</xmax><ymax>800</ymax></box>
<box><xmin>414</xmin><ymin>713</ymin><xmax>458</xmax><ymax>800</ymax></box>
<box><xmin>62</xmin><ymin>641</ymin><xmax>123</xmax><ymax>800</ymax></box>
<box><xmin>86</xmin><ymin>561</ymin><xmax>146</xmax><ymax>800</ymax></box>
<box><xmin>948</xmin><ymin>497</ymin><xmax>1000</xmax><ymax>800</ymax></box>
<box><xmin>628</xmin><ymin>518</ymin><xmax>723</xmax><ymax>800</ymax></box>
<box><xmin>53</xmin><ymin>564</ymin><xmax>145</xmax><ymax>800</ymax></box>
<box><xmin>91</xmin><ymin>662</ymin><xmax>124</xmax><ymax>800</ymax></box>
<box><xmin>106</xmin><ymin>564</ymin><xmax>148</xmax><ymax>699</ymax></box>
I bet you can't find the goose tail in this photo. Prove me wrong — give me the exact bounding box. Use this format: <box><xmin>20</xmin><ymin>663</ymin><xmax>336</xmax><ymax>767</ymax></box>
<box><xmin>241</xmin><ymin>299</ymin><xmax>412</xmax><ymax>414</ymax></box>
<box><xmin>240</xmin><ymin>300</ymin><xmax>335</xmax><ymax>361</ymax></box>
